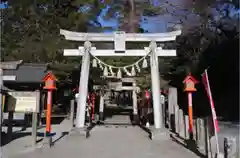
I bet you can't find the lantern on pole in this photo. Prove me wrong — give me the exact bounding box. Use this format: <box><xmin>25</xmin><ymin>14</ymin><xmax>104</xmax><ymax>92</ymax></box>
<box><xmin>183</xmin><ymin>74</ymin><xmax>198</xmax><ymax>137</ymax></box>
<box><xmin>42</xmin><ymin>72</ymin><xmax>57</xmax><ymax>146</ymax></box>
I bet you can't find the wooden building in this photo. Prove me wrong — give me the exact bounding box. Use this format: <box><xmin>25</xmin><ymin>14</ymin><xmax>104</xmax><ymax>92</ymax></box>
<box><xmin>2</xmin><ymin>61</ymin><xmax>48</xmax><ymax>91</ymax></box>
<box><xmin>1</xmin><ymin>61</ymin><xmax>74</xmax><ymax>118</ymax></box>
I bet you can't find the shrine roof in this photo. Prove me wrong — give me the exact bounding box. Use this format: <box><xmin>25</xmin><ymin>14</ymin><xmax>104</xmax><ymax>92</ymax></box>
<box><xmin>3</xmin><ymin>62</ymin><xmax>48</xmax><ymax>83</ymax></box>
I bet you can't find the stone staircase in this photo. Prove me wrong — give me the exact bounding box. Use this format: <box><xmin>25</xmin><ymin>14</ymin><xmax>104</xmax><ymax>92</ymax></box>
<box><xmin>103</xmin><ymin>91</ymin><xmax>133</xmax><ymax>125</ymax></box>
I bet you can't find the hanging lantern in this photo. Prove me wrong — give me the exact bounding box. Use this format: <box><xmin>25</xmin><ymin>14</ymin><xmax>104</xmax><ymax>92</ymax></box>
<box><xmin>142</xmin><ymin>58</ymin><xmax>148</xmax><ymax>68</ymax></box>
<box><xmin>117</xmin><ymin>68</ymin><xmax>122</xmax><ymax>78</ymax></box>
<box><xmin>92</xmin><ymin>58</ymin><xmax>97</xmax><ymax>67</ymax></box>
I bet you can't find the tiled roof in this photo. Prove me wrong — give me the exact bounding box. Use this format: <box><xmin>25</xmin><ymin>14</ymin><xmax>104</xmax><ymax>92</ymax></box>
<box><xmin>3</xmin><ymin>63</ymin><xmax>48</xmax><ymax>83</ymax></box>
<box><xmin>0</xmin><ymin>60</ymin><xmax>23</xmax><ymax>69</ymax></box>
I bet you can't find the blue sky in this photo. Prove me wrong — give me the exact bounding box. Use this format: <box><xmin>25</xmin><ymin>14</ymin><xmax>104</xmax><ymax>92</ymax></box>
<box><xmin>0</xmin><ymin>2</ymin><xmax>8</xmax><ymax>9</ymax></box>
<box><xmin>2</xmin><ymin>1</ymin><xmax>239</xmax><ymax>33</ymax></box>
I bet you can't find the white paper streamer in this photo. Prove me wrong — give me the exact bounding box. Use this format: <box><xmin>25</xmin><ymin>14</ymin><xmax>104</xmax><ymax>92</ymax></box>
<box><xmin>142</xmin><ymin>58</ymin><xmax>148</xmax><ymax>68</ymax></box>
<box><xmin>92</xmin><ymin>59</ymin><xmax>97</xmax><ymax>67</ymax></box>
<box><xmin>109</xmin><ymin>66</ymin><xmax>114</xmax><ymax>76</ymax></box>
<box><xmin>131</xmin><ymin>66</ymin><xmax>136</xmax><ymax>76</ymax></box>
<box><xmin>98</xmin><ymin>60</ymin><xmax>103</xmax><ymax>70</ymax></box>
<box><xmin>123</xmin><ymin>67</ymin><xmax>131</xmax><ymax>76</ymax></box>
<box><xmin>135</xmin><ymin>62</ymin><xmax>141</xmax><ymax>73</ymax></box>
<box><xmin>117</xmin><ymin>69</ymin><xmax>122</xmax><ymax>78</ymax></box>
<box><xmin>103</xmin><ymin>66</ymin><xmax>108</xmax><ymax>76</ymax></box>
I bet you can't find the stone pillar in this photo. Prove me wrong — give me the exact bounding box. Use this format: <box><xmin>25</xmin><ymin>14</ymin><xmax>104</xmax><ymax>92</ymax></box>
<box><xmin>197</xmin><ymin>118</ymin><xmax>206</xmax><ymax>153</ymax></box>
<box><xmin>184</xmin><ymin>115</ymin><xmax>189</xmax><ymax>139</ymax></box>
<box><xmin>193</xmin><ymin>119</ymin><xmax>197</xmax><ymax>142</ymax></box>
<box><xmin>75</xmin><ymin>41</ymin><xmax>91</xmax><ymax>129</ymax></box>
<box><xmin>178</xmin><ymin>109</ymin><xmax>185</xmax><ymax>138</ymax></box>
<box><xmin>150</xmin><ymin>41</ymin><xmax>162</xmax><ymax>129</ymax></box>
<box><xmin>237</xmin><ymin>134</ymin><xmax>240</xmax><ymax>158</ymax></box>
<box><xmin>174</xmin><ymin>105</ymin><xmax>179</xmax><ymax>134</ymax></box>
<box><xmin>99</xmin><ymin>94</ymin><xmax>104</xmax><ymax>121</ymax></box>
<box><xmin>168</xmin><ymin>87</ymin><xmax>178</xmax><ymax>132</ymax></box>
<box><xmin>70</xmin><ymin>99</ymin><xmax>75</xmax><ymax>127</ymax></box>
<box><xmin>132</xmin><ymin>82</ymin><xmax>138</xmax><ymax>124</ymax></box>
<box><xmin>204</xmin><ymin>117</ymin><xmax>212</xmax><ymax>158</ymax></box>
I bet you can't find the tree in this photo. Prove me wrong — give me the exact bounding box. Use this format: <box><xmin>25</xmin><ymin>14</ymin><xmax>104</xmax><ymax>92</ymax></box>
<box><xmin>2</xmin><ymin>0</ymin><xmax>238</xmax><ymax>82</ymax></box>
<box><xmin>1</xmin><ymin>0</ymin><xmax>102</xmax><ymax>79</ymax></box>
<box><xmin>158</xmin><ymin>0</ymin><xmax>239</xmax><ymax>77</ymax></box>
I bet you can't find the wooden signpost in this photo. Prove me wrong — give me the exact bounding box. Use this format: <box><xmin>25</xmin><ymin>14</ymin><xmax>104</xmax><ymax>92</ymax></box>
<box><xmin>42</xmin><ymin>72</ymin><xmax>57</xmax><ymax>146</ymax></box>
<box><xmin>183</xmin><ymin>74</ymin><xmax>198</xmax><ymax>138</ymax></box>
<box><xmin>6</xmin><ymin>91</ymin><xmax>40</xmax><ymax>147</ymax></box>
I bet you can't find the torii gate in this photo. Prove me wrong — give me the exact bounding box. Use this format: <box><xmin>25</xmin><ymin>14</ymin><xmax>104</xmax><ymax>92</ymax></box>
<box><xmin>60</xmin><ymin>29</ymin><xmax>181</xmax><ymax>132</ymax></box>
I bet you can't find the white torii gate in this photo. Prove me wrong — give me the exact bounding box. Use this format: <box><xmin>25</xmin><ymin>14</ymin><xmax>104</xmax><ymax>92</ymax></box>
<box><xmin>60</xmin><ymin>29</ymin><xmax>181</xmax><ymax>131</ymax></box>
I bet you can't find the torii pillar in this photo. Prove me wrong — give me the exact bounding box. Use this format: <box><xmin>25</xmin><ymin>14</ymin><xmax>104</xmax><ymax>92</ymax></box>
<box><xmin>60</xmin><ymin>30</ymin><xmax>181</xmax><ymax>138</ymax></box>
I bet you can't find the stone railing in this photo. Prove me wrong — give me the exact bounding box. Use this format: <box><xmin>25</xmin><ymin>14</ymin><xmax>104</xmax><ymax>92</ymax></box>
<box><xmin>167</xmin><ymin>87</ymin><xmax>240</xmax><ymax>158</ymax></box>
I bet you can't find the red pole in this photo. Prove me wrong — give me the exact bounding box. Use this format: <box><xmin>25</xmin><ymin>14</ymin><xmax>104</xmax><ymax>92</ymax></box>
<box><xmin>46</xmin><ymin>90</ymin><xmax>52</xmax><ymax>133</ymax></box>
<box><xmin>91</xmin><ymin>93</ymin><xmax>95</xmax><ymax>120</ymax></box>
<box><xmin>188</xmin><ymin>92</ymin><xmax>193</xmax><ymax>134</ymax></box>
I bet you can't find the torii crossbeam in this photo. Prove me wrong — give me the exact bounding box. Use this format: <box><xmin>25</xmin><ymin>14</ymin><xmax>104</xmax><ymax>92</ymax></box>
<box><xmin>60</xmin><ymin>29</ymin><xmax>181</xmax><ymax>134</ymax></box>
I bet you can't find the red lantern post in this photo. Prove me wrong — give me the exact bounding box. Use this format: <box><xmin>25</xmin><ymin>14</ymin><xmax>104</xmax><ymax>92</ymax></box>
<box><xmin>42</xmin><ymin>72</ymin><xmax>57</xmax><ymax>139</ymax></box>
<box><xmin>183</xmin><ymin>74</ymin><xmax>198</xmax><ymax>136</ymax></box>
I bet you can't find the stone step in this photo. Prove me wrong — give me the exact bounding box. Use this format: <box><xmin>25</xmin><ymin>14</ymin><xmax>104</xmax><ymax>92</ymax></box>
<box><xmin>104</xmin><ymin>115</ymin><xmax>132</xmax><ymax>125</ymax></box>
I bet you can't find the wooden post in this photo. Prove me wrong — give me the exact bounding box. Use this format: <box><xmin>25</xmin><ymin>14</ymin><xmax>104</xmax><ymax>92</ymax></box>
<box><xmin>32</xmin><ymin>112</ymin><xmax>37</xmax><ymax>147</ymax></box>
<box><xmin>7</xmin><ymin>111</ymin><xmax>13</xmax><ymax>142</ymax></box>
<box><xmin>32</xmin><ymin>90</ymin><xmax>40</xmax><ymax>147</ymax></box>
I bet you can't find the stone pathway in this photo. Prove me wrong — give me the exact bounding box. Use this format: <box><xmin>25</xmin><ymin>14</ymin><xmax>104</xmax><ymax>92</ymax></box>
<box><xmin>10</xmin><ymin>125</ymin><xmax>200</xmax><ymax>158</ymax></box>
<box><xmin>2</xmin><ymin>118</ymin><xmax>72</xmax><ymax>158</ymax></box>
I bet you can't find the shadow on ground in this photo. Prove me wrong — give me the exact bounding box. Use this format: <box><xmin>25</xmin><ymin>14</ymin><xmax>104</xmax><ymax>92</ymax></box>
<box><xmin>1</xmin><ymin>117</ymin><xmax>66</xmax><ymax>147</ymax></box>
<box><xmin>170</xmin><ymin>134</ymin><xmax>206</xmax><ymax>158</ymax></box>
